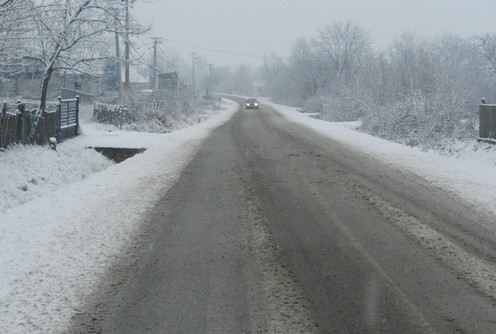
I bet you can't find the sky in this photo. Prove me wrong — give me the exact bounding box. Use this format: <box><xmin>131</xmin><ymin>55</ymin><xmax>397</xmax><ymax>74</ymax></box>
<box><xmin>133</xmin><ymin>0</ymin><xmax>496</xmax><ymax>68</ymax></box>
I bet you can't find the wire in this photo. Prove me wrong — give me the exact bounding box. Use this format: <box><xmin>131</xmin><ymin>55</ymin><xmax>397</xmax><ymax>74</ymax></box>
<box><xmin>161</xmin><ymin>38</ymin><xmax>267</xmax><ymax>59</ymax></box>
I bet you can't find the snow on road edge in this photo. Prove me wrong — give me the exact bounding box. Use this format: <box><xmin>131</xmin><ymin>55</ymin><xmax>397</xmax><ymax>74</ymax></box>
<box><xmin>262</xmin><ymin>99</ymin><xmax>496</xmax><ymax>218</ymax></box>
<box><xmin>0</xmin><ymin>100</ymin><xmax>238</xmax><ymax>334</ymax></box>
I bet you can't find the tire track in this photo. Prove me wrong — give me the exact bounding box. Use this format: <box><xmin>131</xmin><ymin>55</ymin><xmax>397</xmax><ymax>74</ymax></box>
<box><xmin>348</xmin><ymin>182</ymin><xmax>496</xmax><ymax>304</ymax></box>
<box><xmin>238</xmin><ymin>170</ymin><xmax>319</xmax><ymax>334</ymax></box>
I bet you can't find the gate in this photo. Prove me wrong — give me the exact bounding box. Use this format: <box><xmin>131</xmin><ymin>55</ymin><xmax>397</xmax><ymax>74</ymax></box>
<box><xmin>58</xmin><ymin>96</ymin><xmax>79</xmax><ymax>142</ymax></box>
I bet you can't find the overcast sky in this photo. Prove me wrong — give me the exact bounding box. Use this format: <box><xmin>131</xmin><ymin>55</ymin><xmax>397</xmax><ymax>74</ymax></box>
<box><xmin>134</xmin><ymin>0</ymin><xmax>496</xmax><ymax>68</ymax></box>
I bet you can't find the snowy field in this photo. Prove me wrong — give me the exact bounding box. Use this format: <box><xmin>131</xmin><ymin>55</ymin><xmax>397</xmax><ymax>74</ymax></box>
<box><xmin>1</xmin><ymin>97</ymin><xmax>496</xmax><ymax>333</ymax></box>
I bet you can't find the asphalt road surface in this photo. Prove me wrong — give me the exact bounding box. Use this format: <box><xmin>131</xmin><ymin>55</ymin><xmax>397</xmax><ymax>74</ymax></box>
<box><xmin>71</xmin><ymin>99</ymin><xmax>496</xmax><ymax>333</ymax></box>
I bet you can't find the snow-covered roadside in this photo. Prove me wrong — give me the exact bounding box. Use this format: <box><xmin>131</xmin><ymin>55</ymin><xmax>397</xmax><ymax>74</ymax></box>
<box><xmin>2</xmin><ymin>95</ymin><xmax>495</xmax><ymax>333</ymax></box>
<box><xmin>0</xmin><ymin>100</ymin><xmax>238</xmax><ymax>334</ymax></box>
<box><xmin>262</xmin><ymin>99</ymin><xmax>496</xmax><ymax>217</ymax></box>
<box><xmin>0</xmin><ymin>144</ymin><xmax>114</xmax><ymax>213</ymax></box>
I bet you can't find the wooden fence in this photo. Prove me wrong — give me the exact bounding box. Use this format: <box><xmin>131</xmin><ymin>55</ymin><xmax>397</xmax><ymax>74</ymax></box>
<box><xmin>0</xmin><ymin>98</ymin><xmax>76</xmax><ymax>150</ymax></box>
<box><xmin>1</xmin><ymin>102</ymin><xmax>34</xmax><ymax>149</ymax></box>
<box><xmin>93</xmin><ymin>103</ymin><xmax>129</xmax><ymax>129</ymax></box>
<box><xmin>145</xmin><ymin>100</ymin><xmax>165</xmax><ymax>111</ymax></box>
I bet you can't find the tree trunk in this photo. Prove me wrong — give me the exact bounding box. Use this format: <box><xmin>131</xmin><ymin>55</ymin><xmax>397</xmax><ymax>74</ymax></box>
<box><xmin>39</xmin><ymin>66</ymin><xmax>54</xmax><ymax>114</ymax></box>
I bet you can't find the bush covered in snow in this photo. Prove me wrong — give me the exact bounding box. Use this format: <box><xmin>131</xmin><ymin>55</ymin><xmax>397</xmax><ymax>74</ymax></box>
<box><xmin>261</xmin><ymin>22</ymin><xmax>496</xmax><ymax>151</ymax></box>
<box><xmin>360</xmin><ymin>92</ymin><xmax>478</xmax><ymax>149</ymax></box>
<box><xmin>95</xmin><ymin>89</ymin><xmax>224</xmax><ymax>133</ymax></box>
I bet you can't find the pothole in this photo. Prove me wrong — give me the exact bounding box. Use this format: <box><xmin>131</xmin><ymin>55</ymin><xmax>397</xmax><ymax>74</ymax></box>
<box><xmin>90</xmin><ymin>147</ymin><xmax>146</xmax><ymax>163</ymax></box>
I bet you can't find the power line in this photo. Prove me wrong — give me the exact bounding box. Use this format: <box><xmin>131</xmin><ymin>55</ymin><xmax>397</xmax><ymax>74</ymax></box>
<box><xmin>162</xmin><ymin>38</ymin><xmax>267</xmax><ymax>59</ymax></box>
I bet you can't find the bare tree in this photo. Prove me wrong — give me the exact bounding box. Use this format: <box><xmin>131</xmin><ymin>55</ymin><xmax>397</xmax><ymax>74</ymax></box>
<box><xmin>9</xmin><ymin>0</ymin><xmax>147</xmax><ymax>114</ymax></box>
<box><xmin>0</xmin><ymin>1</ymin><xmax>35</xmax><ymax>65</ymax></box>
<box><xmin>25</xmin><ymin>1</ymin><xmax>116</xmax><ymax>112</ymax></box>
<box><xmin>476</xmin><ymin>33</ymin><xmax>496</xmax><ymax>77</ymax></box>
<box><xmin>232</xmin><ymin>65</ymin><xmax>252</xmax><ymax>95</ymax></box>
<box><xmin>260</xmin><ymin>23</ymin><xmax>493</xmax><ymax>149</ymax></box>
<box><xmin>313</xmin><ymin>21</ymin><xmax>371</xmax><ymax>86</ymax></box>
<box><xmin>0</xmin><ymin>0</ymin><xmax>16</xmax><ymax>7</ymax></box>
<box><xmin>288</xmin><ymin>38</ymin><xmax>328</xmax><ymax>101</ymax></box>
<box><xmin>388</xmin><ymin>32</ymin><xmax>437</xmax><ymax>97</ymax></box>
<box><xmin>261</xmin><ymin>53</ymin><xmax>289</xmax><ymax>102</ymax></box>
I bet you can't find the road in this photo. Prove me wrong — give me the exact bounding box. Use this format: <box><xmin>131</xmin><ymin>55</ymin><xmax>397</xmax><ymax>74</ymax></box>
<box><xmin>71</xmin><ymin>99</ymin><xmax>496</xmax><ymax>333</ymax></box>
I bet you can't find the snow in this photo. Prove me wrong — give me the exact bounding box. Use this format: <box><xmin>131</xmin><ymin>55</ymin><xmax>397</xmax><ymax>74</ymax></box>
<box><xmin>261</xmin><ymin>99</ymin><xmax>496</xmax><ymax>217</ymax></box>
<box><xmin>262</xmin><ymin>99</ymin><xmax>496</xmax><ymax>214</ymax></box>
<box><xmin>1</xmin><ymin>97</ymin><xmax>496</xmax><ymax>333</ymax></box>
<box><xmin>0</xmin><ymin>99</ymin><xmax>238</xmax><ymax>334</ymax></box>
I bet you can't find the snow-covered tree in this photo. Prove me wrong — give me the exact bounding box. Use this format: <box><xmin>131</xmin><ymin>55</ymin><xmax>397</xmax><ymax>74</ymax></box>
<box><xmin>361</xmin><ymin>34</ymin><xmax>486</xmax><ymax>148</ymax></box>
<box><xmin>477</xmin><ymin>33</ymin><xmax>496</xmax><ymax>76</ymax></box>
<box><xmin>25</xmin><ymin>1</ymin><xmax>113</xmax><ymax>112</ymax></box>
<box><xmin>261</xmin><ymin>53</ymin><xmax>289</xmax><ymax>102</ymax></box>
<box><xmin>313</xmin><ymin>21</ymin><xmax>371</xmax><ymax>87</ymax></box>
<box><xmin>0</xmin><ymin>1</ymin><xmax>36</xmax><ymax>68</ymax></box>
<box><xmin>4</xmin><ymin>0</ymin><xmax>147</xmax><ymax>114</ymax></box>
<box><xmin>259</xmin><ymin>21</ymin><xmax>496</xmax><ymax>150</ymax></box>
<box><xmin>287</xmin><ymin>38</ymin><xmax>327</xmax><ymax>103</ymax></box>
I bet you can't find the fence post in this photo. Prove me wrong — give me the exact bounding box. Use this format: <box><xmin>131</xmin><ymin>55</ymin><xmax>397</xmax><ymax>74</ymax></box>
<box><xmin>15</xmin><ymin>100</ymin><xmax>22</xmax><ymax>143</ymax></box>
<box><xmin>17</xmin><ymin>100</ymin><xmax>28</xmax><ymax>144</ymax></box>
<box><xmin>1</xmin><ymin>101</ymin><xmax>6</xmax><ymax>149</ymax></box>
<box><xmin>119</xmin><ymin>106</ymin><xmax>123</xmax><ymax>130</ymax></box>
<box><xmin>23</xmin><ymin>105</ymin><xmax>33</xmax><ymax>144</ymax></box>
<box><xmin>56</xmin><ymin>96</ymin><xmax>62</xmax><ymax>143</ymax></box>
<box><xmin>479</xmin><ymin>103</ymin><xmax>485</xmax><ymax>138</ymax></box>
<box><xmin>75</xmin><ymin>95</ymin><xmax>80</xmax><ymax>136</ymax></box>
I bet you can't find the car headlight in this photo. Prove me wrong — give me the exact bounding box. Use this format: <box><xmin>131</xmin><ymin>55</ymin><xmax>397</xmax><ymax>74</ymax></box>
<box><xmin>254</xmin><ymin>103</ymin><xmax>258</xmax><ymax>106</ymax></box>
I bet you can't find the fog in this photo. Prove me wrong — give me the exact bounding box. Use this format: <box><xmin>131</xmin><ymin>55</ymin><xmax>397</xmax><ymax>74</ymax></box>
<box><xmin>135</xmin><ymin>0</ymin><xmax>496</xmax><ymax>67</ymax></box>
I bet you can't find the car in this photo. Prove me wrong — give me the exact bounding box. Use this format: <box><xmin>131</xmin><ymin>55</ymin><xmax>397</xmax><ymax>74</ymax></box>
<box><xmin>245</xmin><ymin>98</ymin><xmax>259</xmax><ymax>109</ymax></box>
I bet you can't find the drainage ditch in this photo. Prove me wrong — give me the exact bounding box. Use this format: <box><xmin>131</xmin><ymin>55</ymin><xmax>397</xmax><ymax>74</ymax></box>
<box><xmin>91</xmin><ymin>147</ymin><xmax>146</xmax><ymax>163</ymax></box>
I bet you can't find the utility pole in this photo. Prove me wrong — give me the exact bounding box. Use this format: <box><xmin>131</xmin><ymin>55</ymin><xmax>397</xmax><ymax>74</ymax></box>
<box><xmin>115</xmin><ymin>30</ymin><xmax>122</xmax><ymax>99</ymax></box>
<box><xmin>151</xmin><ymin>37</ymin><xmax>162</xmax><ymax>91</ymax></box>
<box><xmin>124</xmin><ymin>0</ymin><xmax>130</xmax><ymax>91</ymax></box>
<box><xmin>191</xmin><ymin>52</ymin><xmax>197</xmax><ymax>97</ymax></box>
<box><xmin>207</xmin><ymin>64</ymin><xmax>213</xmax><ymax>97</ymax></box>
